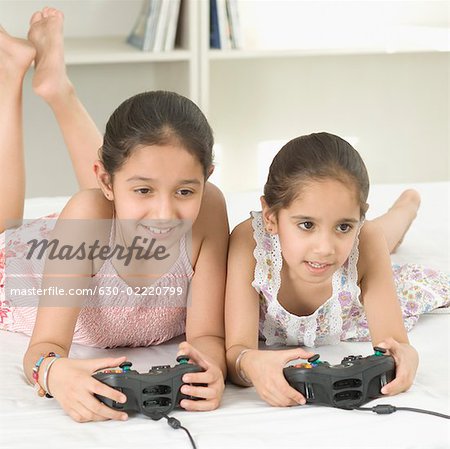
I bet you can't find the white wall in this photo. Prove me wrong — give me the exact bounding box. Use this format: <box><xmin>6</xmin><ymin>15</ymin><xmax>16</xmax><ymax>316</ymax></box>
<box><xmin>209</xmin><ymin>51</ymin><xmax>449</xmax><ymax>192</ymax></box>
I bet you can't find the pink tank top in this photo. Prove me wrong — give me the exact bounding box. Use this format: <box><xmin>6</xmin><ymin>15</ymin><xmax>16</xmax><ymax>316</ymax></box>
<box><xmin>0</xmin><ymin>215</ymin><xmax>193</xmax><ymax>348</ymax></box>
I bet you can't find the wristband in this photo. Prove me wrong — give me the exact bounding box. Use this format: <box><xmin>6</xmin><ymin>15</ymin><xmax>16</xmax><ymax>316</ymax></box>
<box><xmin>235</xmin><ymin>349</ymin><xmax>253</xmax><ymax>386</ymax></box>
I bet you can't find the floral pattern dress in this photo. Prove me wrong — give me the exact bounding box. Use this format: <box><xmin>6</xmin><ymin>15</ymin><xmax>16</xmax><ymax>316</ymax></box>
<box><xmin>250</xmin><ymin>211</ymin><xmax>449</xmax><ymax>347</ymax></box>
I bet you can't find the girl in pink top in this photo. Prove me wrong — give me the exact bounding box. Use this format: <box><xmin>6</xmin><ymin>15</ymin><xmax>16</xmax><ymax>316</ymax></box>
<box><xmin>0</xmin><ymin>8</ymin><xmax>227</xmax><ymax>422</ymax></box>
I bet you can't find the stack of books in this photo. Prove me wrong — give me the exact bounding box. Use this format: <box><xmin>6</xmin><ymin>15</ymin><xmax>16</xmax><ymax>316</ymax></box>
<box><xmin>127</xmin><ymin>0</ymin><xmax>182</xmax><ymax>52</ymax></box>
<box><xmin>210</xmin><ymin>0</ymin><xmax>242</xmax><ymax>50</ymax></box>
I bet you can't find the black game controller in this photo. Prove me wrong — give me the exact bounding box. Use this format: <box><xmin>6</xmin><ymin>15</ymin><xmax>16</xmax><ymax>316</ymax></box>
<box><xmin>284</xmin><ymin>347</ymin><xmax>395</xmax><ymax>409</ymax></box>
<box><xmin>93</xmin><ymin>356</ymin><xmax>204</xmax><ymax>419</ymax></box>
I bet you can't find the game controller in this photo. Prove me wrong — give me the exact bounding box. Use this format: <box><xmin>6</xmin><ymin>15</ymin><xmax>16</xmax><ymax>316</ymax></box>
<box><xmin>93</xmin><ymin>355</ymin><xmax>205</xmax><ymax>419</ymax></box>
<box><xmin>284</xmin><ymin>347</ymin><xmax>395</xmax><ymax>409</ymax></box>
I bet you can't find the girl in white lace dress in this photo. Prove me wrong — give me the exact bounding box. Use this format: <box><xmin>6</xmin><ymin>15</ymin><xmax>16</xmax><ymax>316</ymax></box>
<box><xmin>225</xmin><ymin>132</ymin><xmax>449</xmax><ymax>407</ymax></box>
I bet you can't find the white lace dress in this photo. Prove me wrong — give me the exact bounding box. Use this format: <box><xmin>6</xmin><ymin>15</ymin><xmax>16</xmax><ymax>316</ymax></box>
<box><xmin>250</xmin><ymin>211</ymin><xmax>449</xmax><ymax>348</ymax></box>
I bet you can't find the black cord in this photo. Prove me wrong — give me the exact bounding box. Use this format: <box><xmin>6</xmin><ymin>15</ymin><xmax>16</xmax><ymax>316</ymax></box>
<box><xmin>355</xmin><ymin>404</ymin><xmax>450</xmax><ymax>420</ymax></box>
<box><xmin>162</xmin><ymin>413</ymin><xmax>197</xmax><ymax>449</ymax></box>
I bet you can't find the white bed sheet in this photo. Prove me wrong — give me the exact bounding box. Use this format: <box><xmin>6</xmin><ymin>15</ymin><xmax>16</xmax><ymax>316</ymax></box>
<box><xmin>2</xmin><ymin>182</ymin><xmax>448</xmax><ymax>449</ymax></box>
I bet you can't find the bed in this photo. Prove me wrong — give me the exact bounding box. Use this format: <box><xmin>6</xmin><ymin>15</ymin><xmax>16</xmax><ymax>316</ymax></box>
<box><xmin>1</xmin><ymin>182</ymin><xmax>448</xmax><ymax>449</ymax></box>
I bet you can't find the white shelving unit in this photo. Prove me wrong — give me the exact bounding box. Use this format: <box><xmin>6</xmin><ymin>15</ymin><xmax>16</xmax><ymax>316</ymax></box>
<box><xmin>1</xmin><ymin>0</ymin><xmax>201</xmax><ymax>103</ymax></box>
<box><xmin>64</xmin><ymin>36</ymin><xmax>192</xmax><ymax>65</ymax></box>
<box><xmin>198</xmin><ymin>0</ymin><xmax>449</xmax><ymax>114</ymax></box>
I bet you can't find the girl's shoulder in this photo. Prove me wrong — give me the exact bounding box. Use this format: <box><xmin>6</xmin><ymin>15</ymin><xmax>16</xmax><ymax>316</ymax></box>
<box><xmin>193</xmin><ymin>182</ymin><xmax>228</xmax><ymax>237</ymax></box>
<box><xmin>199</xmin><ymin>182</ymin><xmax>226</xmax><ymax>212</ymax></box>
<box><xmin>58</xmin><ymin>188</ymin><xmax>113</xmax><ymax>220</ymax></box>
<box><xmin>54</xmin><ymin>189</ymin><xmax>113</xmax><ymax>274</ymax></box>
<box><xmin>230</xmin><ymin>217</ymin><xmax>256</xmax><ymax>254</ymax></box>
<box><xmin>231</xmin><ymin>217</ymin><xmax>253</xmax><ymax>238</ymax></box>
<box><xmin>190</xmin><ymin>182</ymin><xmax>229</xmax><ymax>266</ymax></box>
<box><xmin>357</xmin><ymin>220</ymin><xmax>391</xmax><ymax>279</ymax></box>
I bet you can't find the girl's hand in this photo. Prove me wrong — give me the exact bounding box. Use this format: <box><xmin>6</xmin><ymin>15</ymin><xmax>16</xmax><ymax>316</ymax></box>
<box><xmin>47</xmin><ymin>356</ymin><xmax>129</xmax><ymax>422</ymax></box>
<box><xmin>376</xmin><ymin>338</ymin><xmax>419</xmax><ymax>395</ymax></box>
<box><xmin>176</xmin><ymin>341</ymin><xmax>225</xmax><ymax>411</ymax></box>
<box><xmin>241</xmin><ymin>348</ymin><xmax>314</xmax><ymax>407</ymax></box>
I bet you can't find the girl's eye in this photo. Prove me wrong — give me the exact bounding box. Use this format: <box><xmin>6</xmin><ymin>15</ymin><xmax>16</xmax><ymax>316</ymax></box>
<box><xmin>337</xmin><ymin>223</ymin><xmax>352</xmax><ymax>233</ymax></box>
<box><xmin>298</xmin><ymin>221</ymin><xmax>314</xmax><ymax>230</ymax></box>
<box><xmin>134</xmin><ymin>188</ymin><xmax>151</xmax><ymax>195</ymax></box>
<box><xmin>177</xmin><ymin>189</ymin><xmax>194</xmax><ymax>196</ymax></box>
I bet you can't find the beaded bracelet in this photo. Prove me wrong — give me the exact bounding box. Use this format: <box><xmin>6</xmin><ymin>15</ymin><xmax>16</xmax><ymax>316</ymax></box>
<box><xmin>32</xmin><ymin>352</ymin><xmax>60</xmax><ymax>398</ymax></box>
<box><xmin>235</xmin><ymin>349</ymin><xmax>253</xmax><ymax>386</ymax></box>
<box><xmin>43</xmin><ymin>354</ymin><xmax>61</xmax><ymax>398</ymax></box>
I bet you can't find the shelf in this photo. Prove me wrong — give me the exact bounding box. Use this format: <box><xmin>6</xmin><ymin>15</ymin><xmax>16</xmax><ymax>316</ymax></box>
<box><xmin>64</xmin><ymin>36</ymin><xmax>191</xmax><ymax>65</ymax></box>
<box><xmin>208</xmin><ymin>26</ymin><xmax>450</xmax><ymax>60</ymax></box>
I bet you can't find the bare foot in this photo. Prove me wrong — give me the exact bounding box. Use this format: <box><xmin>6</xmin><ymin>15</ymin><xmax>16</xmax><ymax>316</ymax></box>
<box><xmin>389</xmin><ymin>189</ymin><xmax>421</xmax><ymax>253</ymax></box>
<box><xmin>0</xmin><ymin>25</ymin><xmax>36</xmax><ymax>82</ymax></box>
<box><xmin>27</xmin><ymin>8</ymin><xmax>73</xmax><ymax>101</ymax></box>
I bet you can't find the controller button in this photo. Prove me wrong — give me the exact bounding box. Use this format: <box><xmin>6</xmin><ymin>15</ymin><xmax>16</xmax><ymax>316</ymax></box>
<box><xmin>176</xmin><ymin>355</ymin><xmax>190</xmax><ymax>364</ymax></box>
<box><xmin>293</xmin><ymin>363</ymin><xmax>312</xmax><ymax>369</ymax></box>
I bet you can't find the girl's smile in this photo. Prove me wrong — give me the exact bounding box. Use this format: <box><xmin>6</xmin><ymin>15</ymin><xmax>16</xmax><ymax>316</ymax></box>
<box><xmin>303</xmin><ymin>260</ymin><xmax>334</xmax><ymax>275</ymax></box>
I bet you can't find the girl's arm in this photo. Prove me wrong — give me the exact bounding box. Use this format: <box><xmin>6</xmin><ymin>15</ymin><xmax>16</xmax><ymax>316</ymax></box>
<box><xmin>23</xmin><ymin>190</ymin><xmax>127</xmax><ymax>422</ymax></box>
<box><xmin>224</xmin><ymin>219</ymin><xmax>260</xmax><ymax>384</ymax></box>
<box><xmin>358</xmin><ymin>221</ymin><xmax>419</xmax><ymax>394</ymax></box>
<box><xmin>180</xmin><ymin>183</ymin><xmax>229</xmax><ymax>410</ymax></box>
<box><xmin>225</xmin><ymin>219</ymin><xmax>313</xmax><ymax>406</ymax></box>
<box><xmin>185</xmin><ymin>183</ymin><xmax>229</xmax><ymax>373</ymax></box>
<box><xmin>358</xmin><ymin>221</ymin><xmax>408</xmax><ymax>343</ymax></box>
<box><xmin>24</xmin><ymin>190</ymin><xmax>103</xmax><ymax>379</ymax></box>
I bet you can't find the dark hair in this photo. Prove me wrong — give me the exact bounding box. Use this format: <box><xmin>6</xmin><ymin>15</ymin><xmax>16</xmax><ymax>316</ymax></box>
<box><xmin>264</xmin><ymin>132</ymin><xmax>370</xmax><ymax>218</ymax></box>
<box><xmin>100</xmin><ymin>91</ymin><xmax>214</xmax><ymax>178</ymax></box>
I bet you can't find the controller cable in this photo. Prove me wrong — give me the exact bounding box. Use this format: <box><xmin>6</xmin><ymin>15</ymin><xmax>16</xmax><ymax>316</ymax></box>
<box><xmin>354</xmin><ymin>404</ymin><xmax>449</xmax><ymax>419</ymax></box>
<box><xmin>162</xmin><ymin>413</ymin><xmax>197</xmax><ymax>449</ymax></box>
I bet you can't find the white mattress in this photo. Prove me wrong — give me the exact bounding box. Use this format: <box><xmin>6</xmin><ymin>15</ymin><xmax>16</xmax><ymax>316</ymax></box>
<box><xmin>2</xmin><ymin>181</ymin><xmax>449</xmax><ymax>449</ymax></box>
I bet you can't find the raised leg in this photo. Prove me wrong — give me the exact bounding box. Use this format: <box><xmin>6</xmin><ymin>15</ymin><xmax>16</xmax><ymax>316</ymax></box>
<box><xmin>28</xmin><ymin>8</ymin><xmax>102</xmax><ymax>190</ymax></box>
<box><xmin>0</xmin><ymin>26</ymin><xmax>36</xmax><ymax>233</ymax></box>
<box><xmin>371</xmin><ymin>189</ymin><xmax>421</xmax><ymax>253</ymax></box>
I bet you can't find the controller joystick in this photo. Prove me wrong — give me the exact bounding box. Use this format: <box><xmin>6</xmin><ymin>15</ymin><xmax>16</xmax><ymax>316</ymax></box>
<box><xmin>119</xmin><ymin>361</ymin><xmax>133</xmax><ymax>371</ymax></box>
<box><xmin>93</xmin><ymin>359</ymin><xmax>204</xmax><ymax>419</ymax></box>
<box><xmin>373</xmin><ymin>346</ymin><xmax>387</xmax><ymax>356</ymax></box>
<box><xmin>284</xmin><ymin>350</ymin><xmax>395</xmax><ymax>409</ymax></box>
<box><xmin>308</xmin><ymin>354</ymin><xmax>321</xmax><ymax>364</ymax></box>
<box><xmin>176</xmin><ymin>355</ymin><xmax>190</xmax><ymax>364</ymax></box>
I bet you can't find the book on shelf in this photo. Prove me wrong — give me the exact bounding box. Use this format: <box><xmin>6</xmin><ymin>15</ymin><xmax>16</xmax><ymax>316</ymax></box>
<box><xmin>210</xmin><ymin>0</ymin><xmax>242</xmax><ymax>50</ymax></box>
<box><xmin>127</xmin><ymin>0</ymin><xmax>181</xmax><ymax>52</ymax></box>
<box><xmin>210</xmin><ymin>0</ymin><xmax>221</xmax><ymax>49</ymax></box>
<box><xmin>217</xmin><ymin>0</ymin><xmax>232</xmax><ymax>50</ymax></box>
<box><xmin>226</xmin><ymin>0</ymin><xmax>242</xmax><ymax>49</ymax></box>
<box><xmin>164</xmin><ymin>0</ymin><xmax>181</xmax><ymax>51</ymax></box>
